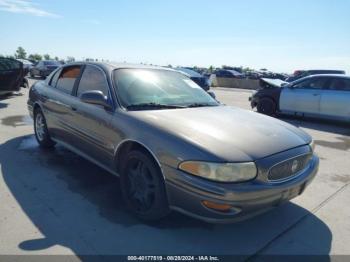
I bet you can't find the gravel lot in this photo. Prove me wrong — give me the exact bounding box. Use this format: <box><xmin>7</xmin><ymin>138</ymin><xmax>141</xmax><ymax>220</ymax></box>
<box><xmin>0</xmin><ymin>78</ymin><xmax>349</xmax><ymax>258</ymax></box>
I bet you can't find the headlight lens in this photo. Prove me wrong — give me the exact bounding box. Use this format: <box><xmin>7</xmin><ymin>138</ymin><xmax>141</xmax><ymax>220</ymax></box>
<box><xmin>179</xmin><ymin>161</ymin><xmax>257</xmax><ymax>182</ymax></box>
<box><xmin>309</xmin><ymin>140</ymin><xmax>315</xmax><ymax>152</ymax></box>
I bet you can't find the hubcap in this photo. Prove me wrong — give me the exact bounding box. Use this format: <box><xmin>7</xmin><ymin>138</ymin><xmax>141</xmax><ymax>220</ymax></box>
<box><xmin>126</xmin><ymin>159</ymin><xmax>155</xmax><ymax>212</ymax></box>
<box><xmin>35</xmin><ymin>113</ymin><xmax>45</xmax><ymax>141</ymax></box>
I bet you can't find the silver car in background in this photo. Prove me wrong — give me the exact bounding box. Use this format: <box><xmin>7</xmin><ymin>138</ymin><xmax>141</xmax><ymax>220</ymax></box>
<box><xmin>28</xmin><ymin>62</ymin><xmax>319</xmax><ymax>223</ymax></box>
<box><xmin>251</xmin><ymin>75</ymin><xmax>350</xmax><ymax>122</ymax></box>
<box><xmin>280</xmin><ymin>75</ymin><xmax>350</xmax><ymax>121</ymax></box>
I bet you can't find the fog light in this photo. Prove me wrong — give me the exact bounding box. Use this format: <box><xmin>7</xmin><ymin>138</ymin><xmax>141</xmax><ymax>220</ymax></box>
<box><xmin>202</xmin><ymin>200</ymin><xmax>232</xmax><ymax>212</ymax></box>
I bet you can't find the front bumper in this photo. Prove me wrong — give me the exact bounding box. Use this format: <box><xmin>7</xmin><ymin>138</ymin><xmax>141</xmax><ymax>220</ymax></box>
<box><xmin>164</xmin><ymin>145</ymin><xmax>319</xmax><ymax>223</ymax></box>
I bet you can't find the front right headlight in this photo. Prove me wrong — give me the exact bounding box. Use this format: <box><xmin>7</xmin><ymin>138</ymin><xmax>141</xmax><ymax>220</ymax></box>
<box><xmin>179</xmin><ymin>161</ymin><xmax>257</xmax><ymax>182</ymax></box>
<box><xmin>309</xmin><ymin>140</ymin><xmax>315</xmax><ymax>152</ymax></box>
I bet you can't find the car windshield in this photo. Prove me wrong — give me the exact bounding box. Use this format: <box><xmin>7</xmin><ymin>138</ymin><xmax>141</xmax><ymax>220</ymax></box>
<box><xmin>114</xmin><ymin>69</ymin><xmax>218</xmax><ymax>110</ymax></box>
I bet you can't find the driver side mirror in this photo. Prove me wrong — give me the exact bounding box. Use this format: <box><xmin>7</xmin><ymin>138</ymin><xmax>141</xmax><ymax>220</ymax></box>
<box><xmin>80</xmin><ymin>90</ymin><xmax>112</xmax><ymax>110</ymax></box>
<box><xmin>207</xmin><ymin>91</ymin><xmax>216</xmax><ymax>99</ymax></box>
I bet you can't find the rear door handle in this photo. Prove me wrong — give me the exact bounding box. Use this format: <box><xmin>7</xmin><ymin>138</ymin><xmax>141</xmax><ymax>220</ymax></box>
<box><xmin>313</xmin><ymin>94</ymin><xmax>320</xmax><ymax>96</ymax></box>
<box><xmin>70</xmin><ymin>106</ymin><xmax>77</xmax><ymax>111</ymax></box>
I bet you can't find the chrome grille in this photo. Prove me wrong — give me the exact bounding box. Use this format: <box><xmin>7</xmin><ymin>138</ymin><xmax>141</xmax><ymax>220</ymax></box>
<box><xmin>268</xmin><ymin>153</ymin><xmax>312</xmax><ymax>182</ymax></box>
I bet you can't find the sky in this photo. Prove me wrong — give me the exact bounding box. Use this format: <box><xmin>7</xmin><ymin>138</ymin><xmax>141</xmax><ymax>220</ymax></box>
<box><xmin>0</xmin><ymin>0</ymin><xmax>349</xmax><ymax>73</ymax></box>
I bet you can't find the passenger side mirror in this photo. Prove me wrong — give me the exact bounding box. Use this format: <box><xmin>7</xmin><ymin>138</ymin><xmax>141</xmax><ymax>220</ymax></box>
<box><xmin>80</xmin><ymin>90</ymin><xmax>112</xmax><ymax>110</ymax></box>
<box><xmin>207</xmin><ymin>91</ymin><xmax>216</xmax><ymax>99</ymax></box>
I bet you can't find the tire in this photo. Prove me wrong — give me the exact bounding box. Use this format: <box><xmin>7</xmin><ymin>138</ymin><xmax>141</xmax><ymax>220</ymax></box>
<box><xmin>257</xmin><ymin>97</ymin><xmax>276</xmax><ymax>116</ymax></box>
<box><xmin>23</xmin><ymin>80</ymin><xmax>29</xmax><ymax>89</ymax></box>
<box><xmin>30</xmin><ymin>71</ymin><xmax>34</xmax><ymax>78</ymax></box>
<box><xmin>34</xmin><ymin>108</ymin><xmax>55</xmax><ymax>148</ymax></box>
<box><xmin>120</xmin><ymin>150</ymin><xmax>170</xmax><ymax>221</ymax></box>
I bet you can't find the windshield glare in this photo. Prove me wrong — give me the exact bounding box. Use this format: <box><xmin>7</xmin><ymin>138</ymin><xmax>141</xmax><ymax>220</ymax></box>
<box><xmin>114</xmin><ymin>69</ymin><xmax>218</xmax><ymax>109</ymax></box>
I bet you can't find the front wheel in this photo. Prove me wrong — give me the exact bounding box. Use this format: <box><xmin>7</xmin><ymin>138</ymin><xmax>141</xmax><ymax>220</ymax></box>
<box><xmin>257</xmin><ymin>98</ymin><xmax>276</xmax><ymax>116</ymax></box>
<box><xmin>23</xmin><ymin>79</ymin><xmax>29</xmax><ymax>89</ymax></box>
<box><xmin>34</xmin><ymin>109</ymin><xmax>55</xmax><ymax>148</ymax></box>
<box><xmin>120</xmin><ymin>150</ymin><xmax>170</xmax><ymax>221</ymax></box>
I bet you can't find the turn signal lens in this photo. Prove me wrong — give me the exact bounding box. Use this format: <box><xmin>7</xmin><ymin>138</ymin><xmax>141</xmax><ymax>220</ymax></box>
<box><xmin>202</xmin><ymin>200</ymin><xmax>232</xmax><ymax>212</ymax></box>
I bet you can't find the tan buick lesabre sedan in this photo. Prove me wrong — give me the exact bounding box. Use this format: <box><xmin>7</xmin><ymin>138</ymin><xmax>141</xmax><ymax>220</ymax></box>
<box><xmin>28</xmin><ymin>62</ymin><xmax>319</xmax><ymax>223</ymax></box>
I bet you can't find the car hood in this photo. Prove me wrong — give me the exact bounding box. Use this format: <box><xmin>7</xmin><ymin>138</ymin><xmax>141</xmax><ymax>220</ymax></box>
<box><xmin>130</xmin><ymin>106</ymin><xmax>311</xmax><ymax>162</ymax></box>
<box><xmin>260</xmin><ymin>78</ymin><xmax>288</xmax><ymax>88</ymax></box>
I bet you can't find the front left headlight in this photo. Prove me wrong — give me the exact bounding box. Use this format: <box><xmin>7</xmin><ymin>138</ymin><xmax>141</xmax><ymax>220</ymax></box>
<box><xmin>178</xmin><ymin>161</ymin><xmax>257</xmax><ymax>182</ymax></box>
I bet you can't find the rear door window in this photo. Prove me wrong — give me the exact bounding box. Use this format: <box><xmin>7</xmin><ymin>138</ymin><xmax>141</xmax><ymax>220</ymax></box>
<box><xmin>0</xmin><ymin>58</ymin><xmax>23</xmax><ymax>91</ymax></box>
<box><xmin>329</xmin><ymin>78</ymin><xmax>350</xmax><ymax>91</ymax></box>
<box><xmin>0</xmin><ymin>58</ymin><xmax>21</xmax><ymax>71</ymax></box>
<box><xmin>56</xmin><ymin>66</ymin><xmax>81</xmax><ymax>95</ymax></box>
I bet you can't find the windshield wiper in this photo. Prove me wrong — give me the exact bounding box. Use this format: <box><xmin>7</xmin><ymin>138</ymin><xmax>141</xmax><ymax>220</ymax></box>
<box><xmin>185</xmin><ymin>103</ymin><xmax>218</xmax><ymax>108</ymax></box>
<box><xmin>126</xmin><ymin>102</ymin><xmax>185</xmax><ymax>110</ymax></box>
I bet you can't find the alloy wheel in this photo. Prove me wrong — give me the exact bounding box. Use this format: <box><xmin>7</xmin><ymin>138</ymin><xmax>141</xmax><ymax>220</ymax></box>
<box><xmin>35</xmin><ymin>113</ymin><xmax>45</xmax><ymax>141</ymax></box>
<box><xmin>125</xmin><ymin>158</ymin><xmax>156</xmax><ymax>212</ymax></box>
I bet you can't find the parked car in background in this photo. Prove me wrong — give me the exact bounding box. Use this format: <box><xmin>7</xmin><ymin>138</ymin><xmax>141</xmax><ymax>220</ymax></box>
<box><xmin>28</xmin><ymin>62</ymin><xmax>318</xmax><ymax>223</ymax></box>
<box><xmin>176</xmin><ymin>67</ymin><xmax>210</xmax><ymax>91</ymax></box>
<box><xmin>16</xmin><ymin>59</ymin><xmax>33</xmax><ymax>75</ymax></box>
<box><xmin>250</xmin><ymin>74</ymin><xmax>350</xmax><ymax>122</ymax></box>
<box><xmin>214</xmin><ymin>69</ymin><xmax>244</xmax><ymax>78</ymax></box>
<box><xmin>286</xmin><ymin>69</ymin><xmax>345</xmax><ymax>82</ymax></box>
<box><xmin>0</xmin><ymin>57</ymin><xmax>25</xmax><ymax>95</ymax></box>
<box><xmin>30</xmin><ymin>60</ymin><xmax>61</xmax><ymax>78</ymax></box>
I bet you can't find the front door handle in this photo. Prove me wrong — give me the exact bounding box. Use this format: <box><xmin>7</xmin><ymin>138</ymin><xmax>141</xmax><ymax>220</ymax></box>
<box><xmin>313</xmin><ymin>94</ymin><xmax>320</xmax><ymax>96</ymax></box>
<box><xmin>70</xmin><ymin>106</ymin><xmax>77</xmax><ymax>111</ymax></box>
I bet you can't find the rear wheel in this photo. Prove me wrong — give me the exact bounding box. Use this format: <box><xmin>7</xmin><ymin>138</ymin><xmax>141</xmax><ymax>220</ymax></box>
<box><xmin>120</xmin><ymin>150</ymin><xmax>170</xmax><ymax>221</ymax></box>
<box><xmin>30</xmin><ymin>71</ymin><xmax>34</xmax><ymax>78</ymax></box>
<box><xmin>34</xmin><ymin>108</ymin><xmax>55</xmax><ymax>148</ymax></box>
<box><xmin>257</xmin><ymin>98</ymin><xmax>276</xmax><ymax>116</ymax></box>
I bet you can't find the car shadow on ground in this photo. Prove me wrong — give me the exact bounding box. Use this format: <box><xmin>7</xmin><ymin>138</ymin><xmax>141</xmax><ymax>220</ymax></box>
<box><xmin>0</xmin><ymin>92</ymin><xmax>23</xmax><ymax>102</ymax></box>
<box><xmin>0</xmin><ymin>135</ymin><xmax>333</xmax><ymax>258</ymax></box>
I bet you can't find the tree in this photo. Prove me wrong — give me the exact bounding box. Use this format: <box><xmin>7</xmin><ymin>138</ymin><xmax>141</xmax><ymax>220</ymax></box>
<box><xmin>54</xmin><ymin>56</ymin><xmax>59</xmax><ymax>61</ymax></box>
<box><xmin>15</xmin><ymin>47</ymin><xmax>27</xmax><ymax>59</ymax></box>
<box><xmin>28</xmin><ymin>53</ymin><xmax>42</xmax><ymax>61</ymax></box>
<box><xmin>43</xmin><ymin>54</ymin><xmax>51</xmax><ymax>60</ymax></box>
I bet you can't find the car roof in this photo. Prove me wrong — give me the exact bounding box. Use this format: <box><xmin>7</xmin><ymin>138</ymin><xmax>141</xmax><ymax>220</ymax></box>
<box><xmin>63</xmin><ymin>61</ymin><xmax>177</xmax><ymax>73</ymax></box>
<box><xmin>224</xmin><ymin>69</ymin><xmax>244</xmax><ymax>76</ymax></box>
<box><xmin>291</xmin><ymin>74</ymin><xmax>350</xmax><ymax>84</ymax></box>
<box><xmin>307</xmin><ymin>69</ymin><xmax>345</xmax><ymax>73</ymax></box>
<box><xmin>16</xmin><ymin>59</ymin><xmax>32</xmax><ymax>64</ymax></box>
<box><xmin>307</xmin><ymin>74</ymin><xmax>350</xmax><ymax>79</ymax></box>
